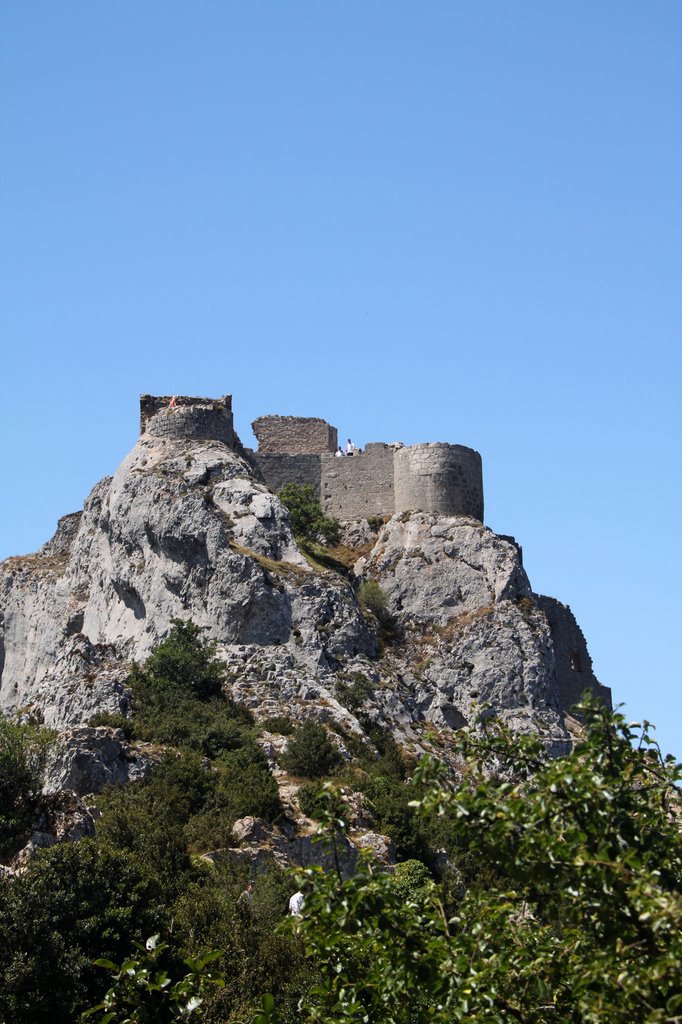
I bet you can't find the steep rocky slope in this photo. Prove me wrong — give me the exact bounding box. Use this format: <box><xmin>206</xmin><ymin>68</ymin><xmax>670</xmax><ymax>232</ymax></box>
<box><xmin>0</xmin><ymin>421</ymin><xmax>607</xmax><ymax>752</ymax></box>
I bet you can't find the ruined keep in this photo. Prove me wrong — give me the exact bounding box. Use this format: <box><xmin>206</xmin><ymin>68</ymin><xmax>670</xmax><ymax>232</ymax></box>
<box><xmin>140</xmin><ymin>396</ymin><xmax>484</xmax><ymax>521</ymax></box>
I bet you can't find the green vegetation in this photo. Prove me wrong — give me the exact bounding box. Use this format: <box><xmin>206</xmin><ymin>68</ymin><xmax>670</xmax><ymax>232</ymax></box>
<box><xmin>356</xmin><ymin>579</ymin><xmax>388</xmax><ymax>618</ymax></box>
<box><xmin>278</xmin><ymin>483</ymin><xmax>340</xmax><ymax>546</ymax></box>
<box><xmin>292</xmin><ymin>698</ymin><xmax>682</xmax><ymax>1024</ymax></box>
<box><xmin>259</xmin><ymin>714</ymin><xmax>296</xmax><ymax>735</ymax></box>
<box><xmin>85</xmin><ymin>934</ymin><xmax>224</xmax><ymax>1023</ymax></box>
<box><xmin>280</xmin><ymin>720</ymin><xmax>342</xmax><ymax>779</ymax></box>
<box><xmin>0</xmin><ymin>717</ymin><xmax>54</xmax><ymax>859</ymax></box>
<box><xmin>2</xmin><ymin>619</ymin><xmax>679</xmax><ymax>1024</ymax></box>
<box><xmin>0</xmin><ymin>622</ymin><xmax>305</xmax><ymax>1023</ymax></box>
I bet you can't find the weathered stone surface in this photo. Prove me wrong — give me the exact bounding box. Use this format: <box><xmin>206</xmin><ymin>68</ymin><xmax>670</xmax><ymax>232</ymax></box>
<box><xmin>0</xmin><ymin>433</ymin><xmax>374</xmax><ymax>726</ymax></box>
<box><xmin>231</xmin><ymin>816</ymin><xmax>272</xmax><ymax>846</ymax></box>
<box><xmin>359</xmin><ymin>513</ymin><xmax>531</xmax><ymax>624</ymax></box>
<box><xmin>43</xmin><ymin>726</ymin><xmax>154</xmax><ymax>796</ymax></box>
<box><xmin>0</xmin><ymin>411</ymin><xmax>610</xmax><ymax>873</ymax></box>
<box><xmin>354</xmin><ymin>831</ymin><xmax>396</xmax><ymax>865</ymax></box>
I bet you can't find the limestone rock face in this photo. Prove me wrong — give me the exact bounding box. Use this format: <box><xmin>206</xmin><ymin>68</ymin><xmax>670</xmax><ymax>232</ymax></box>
<box><xmin>43</xmin><ymin>726</ymin><xmax>154</xmax><ymax>797</ymax></box>
<box><xmin>358</xmin><ymin>514</ymin><xmax>530</xmax><ymax>623</ymax></box>
<box><xmin>0</xmin><ymin>433</ymin><xmax>374</xmax><ymax>726</ymax></box>
<box><xmin>0</xmin><ymin>429</ymin><xmax>607</xmax><ymax>755</ymax></box>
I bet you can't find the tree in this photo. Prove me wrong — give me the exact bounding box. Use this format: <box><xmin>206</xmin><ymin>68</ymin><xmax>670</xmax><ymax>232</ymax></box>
<box><xmin>291</xmin><ymin>698</ymin><xmax>682</xmax><ymax>1024</ymax></box>
<box><xmin>280</xmin><ymin>721</ymin><xmax>342</xmax><ymax>779</ymax></box>
<box><xmin>134</xmin><ymin>619</ymin><xmax>227</xmax><ymax>701</ymax></box>
<box><xmin>84</xmin><ymin>933</ymin><xmax>224</xmax><ymax>1023</ymax></box>
<box><xmin>0</xmin><ymin>716</ymin><xmax>54</xmax><ymax>857</ymax></box>
<box><xmin>0</xmin><ymin>840</ymin><xmax>163</xmax><ymax>1024</ymax></box>
<box><xmin>278</xmin><ymin>484</ymin><xmax>340</xmax><ymax>545</ymax></box>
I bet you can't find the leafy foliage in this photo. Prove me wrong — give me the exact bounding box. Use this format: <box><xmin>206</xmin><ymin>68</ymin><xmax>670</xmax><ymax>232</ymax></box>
<box><xmin>278</xmin><ymin>483</ymin><xmax>340</xmax><ymax>545</ymax></box>
<box><xmin>292</xmin><ymin>698</ymin><xmax>682</xmax><ymax>1024</ymax></box>
<box><xmin>135</xmin><ymin>620</ymin><xmax>227</xmax><ymax>701</ymax></box>
<box><xmin>84</xmin><ymin>933</ymin><xmax>224</xmax><ymax>1023</ymax></box>
<box><xmin>279</xmin><ymin>721</ymin><xmax>342</xmax><ymax>779</ymax></box>
<box><xmin>356</xmin><ymin>579</ymin><xmax>389</xmax><ymax>618</ymax></box>
<box><xmin>0</xmin><ymin>840</ymin><xmax>163</xmax><ymax>1024</ymax></box>
<box><xmin>0</xmin><ymin>716</ymin><xmax>54</xmax><ymax>858</ymax></box>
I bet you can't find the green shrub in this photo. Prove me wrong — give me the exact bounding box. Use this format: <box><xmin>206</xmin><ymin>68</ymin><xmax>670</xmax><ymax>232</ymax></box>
<box><xmin>391</xmin><ymin>859</ymin><xmax>434</xmax><ymax>903</ymax></box>
<box><xmin>278</xmin><ymin>483</ymin><xmax>340</xmax><ymax>545</ymax></box>
<box><xmin>133</xmin><ymin>620</ymin><xmax>227</xmax><ymax>702</ymax></box>
<box><xmin>0</xmin><ymin>717</ymin><xmax>54</xmax><ymax>858</ymax></box>
<box><xmin>0</xmin><ymin>840</ymin><xmax>163</xmax><ymax>1024</ymax></box>
<box><xmin>88</xmin><ymin>712</ymin><xmax>134</xmax><ymax>740</ymax></box>
<box><xmin>298</xmin><ymin>781</ymin><xmax>345</xmax><ymax>822</ymax></box>
<box><xmin>280</xmin><ymin>721</ymin><xmax>342</xmax><ymax>779</ymax></box>
<box><xmin>131</xmin><ymin>695</ymin><xmax>249</xmax><ymax>757</ymax></box>
<box><xmin>122</xmin><ymin>620</ymin><xmax>253</xmax><ymax>755</ymax></box>
<box><xmin>215</xmin><ymin>741</ymin><xmax>282</xmax><ymax>824</ymax></box>
<box><xmin>259</xmin><ymin>715</ymin><xmax>295</xmax><ymax>736</ymax></box>
<box><xmin>357</xmin><ymin>580</ymin><xmax>389</xmax><ymax>618</ymax></box>
<box><xmin>335</xmin><ymin>672</ymin><xmax>372</xmax><ymax>711</ymax></box>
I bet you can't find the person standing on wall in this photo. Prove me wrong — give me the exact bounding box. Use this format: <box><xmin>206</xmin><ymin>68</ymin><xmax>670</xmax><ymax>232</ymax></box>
<box><xmin>346</xmin><ymin>438</ymin><xmax>355</xmax><ymax>456</ymax></box>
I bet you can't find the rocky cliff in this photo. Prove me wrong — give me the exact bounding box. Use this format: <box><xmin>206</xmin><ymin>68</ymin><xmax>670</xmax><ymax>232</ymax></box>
<box><xmin>0</xmin><ymin>415</ymin><xmax>608</xmax><ymax>759</ymax></box>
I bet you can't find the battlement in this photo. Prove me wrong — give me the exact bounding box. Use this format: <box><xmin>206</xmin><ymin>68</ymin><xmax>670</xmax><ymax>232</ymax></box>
<box><xmin>138</xmin><ymin>395</ymin><xmax>484</xmax><ymax>521</ymax></box>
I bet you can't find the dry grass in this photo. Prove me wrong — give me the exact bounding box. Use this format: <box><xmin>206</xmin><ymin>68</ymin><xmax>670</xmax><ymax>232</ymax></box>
<box><xmin>2</xmin><ymin>553</ymin><xmax>69</xmax><ymax>576</ymax></box>
<box><xmin>228</xmin><ymin>541</ymin><xmax>314</xmax><ymax>584</ymax></box>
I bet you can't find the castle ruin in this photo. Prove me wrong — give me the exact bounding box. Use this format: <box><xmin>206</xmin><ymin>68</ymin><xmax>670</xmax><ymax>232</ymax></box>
<box><xmin>140</xmin><ymin>394</ymin><xmax>484</xmax><ymax>522</ymax></box>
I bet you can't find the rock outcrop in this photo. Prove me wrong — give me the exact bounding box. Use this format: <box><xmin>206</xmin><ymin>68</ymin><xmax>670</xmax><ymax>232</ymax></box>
<box><xmin>0</xmin><ymin>404</ymin><xmax>609</xmax><ymax>861</ymax></box>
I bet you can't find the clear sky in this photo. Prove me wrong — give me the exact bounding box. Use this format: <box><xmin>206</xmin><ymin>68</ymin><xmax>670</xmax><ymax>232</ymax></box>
<box><xmin>1</xmin><ymin>2</ymin><xmax>680</xmax><ymax>758</ymax></box>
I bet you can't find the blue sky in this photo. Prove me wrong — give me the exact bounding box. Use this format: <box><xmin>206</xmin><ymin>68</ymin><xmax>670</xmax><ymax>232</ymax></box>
<box><xmin>2</xmin><ymin>2</ymin><xmax>680</xmax><ymax>758</ymax></box>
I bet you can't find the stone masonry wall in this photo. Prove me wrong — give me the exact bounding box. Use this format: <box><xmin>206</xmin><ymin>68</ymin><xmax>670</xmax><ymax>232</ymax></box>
<box><xmin>141</xmin><ymin>395</ymin><xmax>235</xmax><ymax>446</ymax></box>
<box><xmin>138</xmin><ymin>396</ymin><xmax>484</xmax><ymax>522</ymax></box>
<box><xmin>248</xmin><ymin>453</ymin><xmax>323</xmax><ymax>500</ymax></box>
<box><xmin>321</xmin><ymin>445</ymin><xmax>396</xmax><ymax>518</ymax></box>
<box><xmin>394</xmin><ymin>444</ymin><xmax>483</xmax><ymax>520</ymax></box>
<box><xmin>252</xmin><ymin>416</ymin><xmax>338</xmax><ymax>455</ymax></box>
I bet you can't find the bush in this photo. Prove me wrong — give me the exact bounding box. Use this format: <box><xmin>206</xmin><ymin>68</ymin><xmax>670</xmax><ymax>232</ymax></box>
<box><xmin>391</xmin><ymin>859</ymin><xmax>434</xmax><ymax>903</ymax></box>
<box><xmin>131</xmin><ymin>695</ymin><xmax>249</xmax><ymax>757</ymax></box>
<box><xmin>259</xmin><ymin>715</ymin><xmax>296</xmax><ymax>736</ymax></box>
<box><xmin>0</xmin><ymin>840</ymin><xmax>163</xmax><ymax>1024</ymax></box>
<box><xmin>293</xmin><ymin>698</ymin><xmax>682</xmax><ymax>1024</ymax></box>
<box><xmin>298</xmin><ymin>782</ymin><xmax>345</xmax><ymax>822</ymax></box>
<box><xmin>279</xmin><ymin>484</ymin><xmax>340</xmax><ymax>545</ymax></box>
<box><xmin>357</xmin><ymin>580</ymin><xmax>389</xmax><ymax>619</ymax></box>
<box><xmin>280</xmin><ymin>721</ymin><xmax>342</xmax><ymax>779</ymax></box>
<box><xmin>133</xmin><ymin>620</ymin><xmax>227</xmax><ymax>702</ymax></box>
<box><xmin>215</xmin><ymin>741</ymin><xmax>282</xmax><ymax>824</ymax></box>
<box><xmin>0</xmin><ymin>717</ymin><xmax>54</xmax><ymax>858</ymax></box>
<box><xmin>122</xmin><ymin>620</ymin><xmax>253</xmax><ymax>755</ymax></box>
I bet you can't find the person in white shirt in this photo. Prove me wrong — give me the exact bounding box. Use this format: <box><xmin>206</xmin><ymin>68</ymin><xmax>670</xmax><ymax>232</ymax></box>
<box><xmin>289</xmin><ymin>890</ymin><xmax>305</xmax><ymax>916</ymax></box>
<box><xmin>345</xmin><ymin>438</ymin><xmax>355</xmax><ymax>456</ymax></box>
<box><xmin>336</xmin><ymin>446</ymin><xmax>345</xmax><ymax>457</ymax></box>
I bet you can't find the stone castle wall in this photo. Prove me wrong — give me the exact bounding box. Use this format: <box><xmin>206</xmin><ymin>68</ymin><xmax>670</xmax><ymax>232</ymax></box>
<box><xmin>394</xmin><ymin>444</ymin><xmax>483</xmax><ymax>520</ymax></box>
<box><xmin>320</xmin><ymin>445</ymin><xmax>397</xmax><ymax>518</ymax></box>
<box><xmin>252</xmin><ymin>415</ymin><xmax>337</xmax><ymax>455</ymax></box>
<box><xmin>140</xmin><ymin>395</ymin><xmax>235</xmax><ymax>446</ymax></box>
<box><xmin>139</xmin><ymin>395</ymin><xmax>484</xmax><ymax>521</ymax></box>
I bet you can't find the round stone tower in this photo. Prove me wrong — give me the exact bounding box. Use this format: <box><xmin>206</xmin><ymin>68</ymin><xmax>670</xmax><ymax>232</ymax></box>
<box><xmin>393</xmin><ymin>443</ymin><xmax>483</xmax><ymax>520</ymax></box>
<box><xmin>139</xmin><ymin>395</ymin><xmax>235</xmax><ymax>446</ymax></box>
